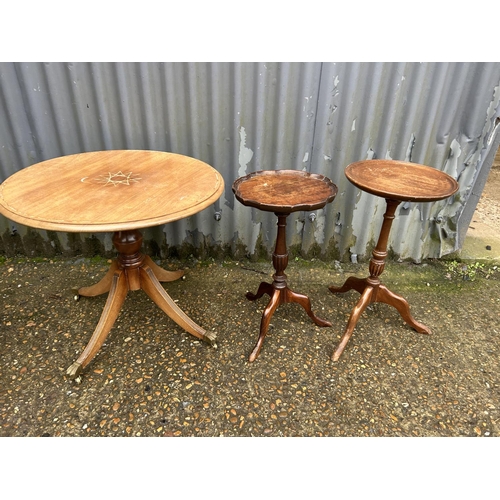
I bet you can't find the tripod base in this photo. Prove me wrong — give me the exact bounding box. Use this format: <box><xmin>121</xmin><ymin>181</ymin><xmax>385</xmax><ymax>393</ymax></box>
<box><xmin>247</xmin><ymin>282</ymin><xmax>331</xmax><ymax>362</ymax></box>
<box><xmin>329</xmin><ymin>276</ymin><xmax>430</xmax><ymax>361</ymax></box>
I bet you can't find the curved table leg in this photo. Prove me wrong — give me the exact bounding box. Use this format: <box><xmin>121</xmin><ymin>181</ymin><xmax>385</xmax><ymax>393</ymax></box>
<box><xmin>329</xmin><ymin>198</ymin><xmax>433</xmax><ymax>362</ymax></box>
<box><xmin>286</xmin><ymin>288</ymin><xmax>332</xmax><ymax>327</ymax></box>
<box><xmin>247</xmin><ymin>285</ymin><xmax>331</xmax><ymax>362</ymax></box>
<box><xmin>246</xmin><ymin>281</ymin><xmax>274</xmax><ymax>301</ymax></box>
<box><xmin>249</xmin><ymin>288</ymin><xmax>281</xmax><ymax>363</ymax></box>
<box><xmin>69</xmin><ymin>229</ymin><xmax>215</xmax><ymax>380</ymax></box>
<box><xmin>78</xmin><ymin>260</ymin><xmax>119</xmax><ymax>297</ymax></box>
<box><xmin>329</xmin><ymin>276</ymin><xmax>367</xmax><ymax>296</ymax></box>
<box><xmin>245</xmin><ymin>212</ymin><xmax>333</xmax><ymax>361</ymax></box>
<box><xmin>376</xmin><ymin>284</ymin><xmax>431</xmax><ymax>334</ymax></box>
<box><xmin>67</xmin><ymin>270</ymin><xmax>128</xmax><ymax>378</ymax></box>
<box><xmin>329</xmin><ymin>280</ymin><xmax>431</xmax><ymax>361</ymax></box>
<box><xmin>143</xmin><ymin>255</ymin><xmax>184</xmax><ymax>282</ymax></box>
<box><xmin>140</xmin><ymin>265</ymin><xmax>216</xmax><ymax>345</ymax></box>
<box><xmin>332</xmin><ymin>285</ymin><xmax>374</xmax><ymax>361</ymax></box>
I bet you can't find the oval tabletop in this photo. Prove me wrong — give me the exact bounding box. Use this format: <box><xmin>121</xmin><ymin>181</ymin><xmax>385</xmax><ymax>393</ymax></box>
<box><xmin>0</xmin><ymin>150</ymin><xmax>225</xmax><ymax>232</ymax></box>
<box><xmin>345</xmin><ymin>160</ymin><xmax>459</xmax><ymax>202</ymax></box>
<box><xmin>232</xmin><ymin>170</ymin><xmax>338</xmax><ymax>213</ymax></box>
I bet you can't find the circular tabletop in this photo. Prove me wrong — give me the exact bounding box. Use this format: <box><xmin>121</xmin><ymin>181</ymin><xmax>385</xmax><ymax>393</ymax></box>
<box><xmin>345</xmin><ymin>159</ymin><xmax>459</xmax><ymax>202</ymax></box>
<box><xmin>0</xmin><ymin>150</ymin><xmax>225</xmax><ymax>233</ymax></box>
<box><xmin>232</xmin><ymin>170</ymin><xmax>338</xmax><ymax>213</ymax></box>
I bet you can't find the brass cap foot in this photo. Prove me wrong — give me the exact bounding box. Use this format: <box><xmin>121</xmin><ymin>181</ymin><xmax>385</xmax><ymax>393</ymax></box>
<box><xmin>203</xmin><ymin>330</ymin><xmax>217</xmax><ymax>346</ymax></box>
<box><xmin>66</xmin><ymin>361</ymin><xmax>83</xmax><ymax>379</ymax></box>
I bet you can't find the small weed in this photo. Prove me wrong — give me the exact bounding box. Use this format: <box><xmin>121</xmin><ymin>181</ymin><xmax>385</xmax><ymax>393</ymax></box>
<box><xmin>31</xmin><ymin>256</ymin><xmax>48</xmax><ymax>263</ymax></box>
<box><xmin>445</xmin><ymin>260</ymin><xmax>498</xmax><ymax>281</ymax></box>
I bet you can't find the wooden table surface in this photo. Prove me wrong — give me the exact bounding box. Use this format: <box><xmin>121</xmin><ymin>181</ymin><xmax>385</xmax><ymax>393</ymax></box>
<box><xmin>345</xmin><ymin>160</ymin><xmax>459</xmax><ymax>202</ymax></box>
<box><xmin>0</xmin><ymin>149</ymin><xmax>225</xmax><ymax>379</ymax></box>
<box><xmin>232</xmin><ymin>169</ymin><xmax>338</xmax><ymax>213</ymax></box>
<box><xmin>0</xmin><ymin>150</ymin><xmax>224</xmax><ymax>232</ymax></box>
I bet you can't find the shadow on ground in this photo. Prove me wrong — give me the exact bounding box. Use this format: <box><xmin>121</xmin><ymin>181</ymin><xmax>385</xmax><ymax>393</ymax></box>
<box><xmin>1</xmin><ymin>255</ymin><xmax>499</xmax><ymax>437</ymax></box>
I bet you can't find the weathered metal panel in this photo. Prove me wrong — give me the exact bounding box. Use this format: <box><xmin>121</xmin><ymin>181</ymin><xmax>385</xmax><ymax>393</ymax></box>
<box><xmin>1</xmin><ymin>62</ymin><xmax>499</xmax><ymax>262</ymax></box>
<box><xmin>308</xmin><ymin>62</ymin><xmax>500</xmax><ymax>261</ymax></box>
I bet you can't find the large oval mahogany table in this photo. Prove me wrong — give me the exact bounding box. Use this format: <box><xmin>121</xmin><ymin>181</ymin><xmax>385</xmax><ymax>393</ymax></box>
<box><xmin>0</xmin><ymin>150</ymin><xmax>224</xmax><ymax>379</ymax></box>
<box><xmin>328</xmin><ymin>159</ymin><xmax>459</xmax><ymax>361</ymax></box>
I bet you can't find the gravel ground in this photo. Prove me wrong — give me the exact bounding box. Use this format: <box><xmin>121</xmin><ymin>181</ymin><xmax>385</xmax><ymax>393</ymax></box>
<box><xmin>2</xmin><ymin>154</ymin><xmax>500</xmax><ymax>495</ymax></box>
<box><xmin>1</xmin><ymin>255</ymin><xmax>499</xmax><ymax>438</ymax></box>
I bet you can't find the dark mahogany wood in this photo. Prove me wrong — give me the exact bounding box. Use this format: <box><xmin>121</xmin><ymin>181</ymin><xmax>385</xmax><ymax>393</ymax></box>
<box><xmin>233</xmin><ymin>170</ymin><xmax>338</xmax><ymax>362</ymax></box>
<box><xmin>329</xmin><ymin>160</ymin><xmax>459</xmax><ymax>361</ymax></box>
<box><xmin>233</xmin><ymin>169</ymin><xmax>337</xmax><ymax>213</ymax></box>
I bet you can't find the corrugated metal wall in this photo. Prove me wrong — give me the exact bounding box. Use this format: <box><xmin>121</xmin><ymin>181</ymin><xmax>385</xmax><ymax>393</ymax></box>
<box><xmin>1</xmin><ymin>62</ymin><xmax>500</xmax><ymax>262</ymax></box>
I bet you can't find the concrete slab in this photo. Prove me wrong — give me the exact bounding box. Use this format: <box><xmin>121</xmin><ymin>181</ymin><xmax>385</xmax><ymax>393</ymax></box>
<box><xmin>460</xmin><ymin>219</ymin><xmax>500</xmax><ymax>261</ymax></box>
<box><xmin>459</xmin><ymin>159</ymin><xmax>500</xmax><ymax>261</ymax></box>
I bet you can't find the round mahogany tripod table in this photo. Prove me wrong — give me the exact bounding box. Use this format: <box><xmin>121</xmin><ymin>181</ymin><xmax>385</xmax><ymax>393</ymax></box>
<box><xmin>0</xmin><ymin>150</ymin><xmax>224</xmax><ymax>379</ymax></box>
<box><xmin>232</xmin><ymin>169</ymin><xmax>338</xmax><ymax>362</ymax></box>
<box><xmin>328</xmin><ymin>159</ymin><xmax>459</xmax><ymax>361</ymax></box>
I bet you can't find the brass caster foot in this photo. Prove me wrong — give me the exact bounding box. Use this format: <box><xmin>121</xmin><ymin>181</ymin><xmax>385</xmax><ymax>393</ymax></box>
<box><xmin>67</xmin><ymin>361</ymin><xmax>83</xmax><ymax>379</ymax></box>
<box><xmin>203</xmin><ymin>330</ymin><xmax>217</xmax><ymax>346</ymax></box>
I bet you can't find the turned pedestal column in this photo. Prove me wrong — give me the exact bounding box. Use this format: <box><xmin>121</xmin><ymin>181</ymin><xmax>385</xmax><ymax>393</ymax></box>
<box><xmin>246</xmin><ymin>212</ymin><xmax>332</xmax><ymax>362</ymax></box>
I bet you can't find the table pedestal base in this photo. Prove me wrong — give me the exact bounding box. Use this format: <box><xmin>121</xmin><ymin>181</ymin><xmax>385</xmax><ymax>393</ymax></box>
<box><xmin>67</xmin><ymin>230</ymin><xmax>214</xmax><ymax>379</ymax></box>
<box><xmin>328</xmin><ymin>276</ymin><xmax>430</xmax><ymax>361</ymax></box>
<box><xmin>328</xmin><ymin>198</ymin><xmax>430</xmax><ymax>361</ymax></box>
<box><xmin>246</xmin><ymin>213</ymin><xmax>331</xmax><ymax>362</ymax></box>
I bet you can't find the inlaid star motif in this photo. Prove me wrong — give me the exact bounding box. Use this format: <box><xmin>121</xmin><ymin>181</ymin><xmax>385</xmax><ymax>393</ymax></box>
<box><xmin>95</xmin><ymin>171</ymin><xmax>141</xmax><ymax>186</ymax></box>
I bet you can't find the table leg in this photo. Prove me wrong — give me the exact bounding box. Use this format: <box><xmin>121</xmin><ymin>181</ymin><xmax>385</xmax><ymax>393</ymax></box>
<box><xmin>140</xmin><ymin>265</ymin><xmax>216</xmax><ymax>344</ymax></box>
<box><xmin>375</xmin><ymin>284</ymin><xmax>431</xmax><ymax>335</ymax></box>
<box><xmin>329</xmin><ymin>198</ymin><xmax>430</xmax><ymax>361</ymax></box>
<box><xmin>77</xmin><ymin>260</ymin><xmax>119</xmax><ymax>297</ymax></box>
<box><xmin>328</xmin><ymin>275</ymin><xmax>367</xmax><ymax>295</ymax></box>
<box><xmin>331</xmin><ymin>285</ymin><xmax>374</xmax><ymax>361</ymax></box>
<box><xmin>67</xmin><ymin>229</ymin><xmax>212</xmax><ymax>379</ymax></box>
<box><xmin>67</xmin><ymin>270</ymin><xmax>128</xmax><ymax>378</ymax></box>
<box><xmin>246</xmin><ymin>213</ymin><xmax>331</xmax><ymax>362</ymax></box>
<box><xmin>246</xmin><ymin>281</ymin><xmax>275</xmax><ymax>301</ymax></box>
<box><xmin>248</xmin><ymin>288</ymin><xmax>281</xmax><ymax>362</ymax></box>
<box><xmin>286</xmin><ymin>288</ymin><xmax>332</xmax><ymax>327</ymax></box>
<box><xmin>143</xmin><ymin>255</ymin><xmax>184</xmax><ymax>282</ymax></box>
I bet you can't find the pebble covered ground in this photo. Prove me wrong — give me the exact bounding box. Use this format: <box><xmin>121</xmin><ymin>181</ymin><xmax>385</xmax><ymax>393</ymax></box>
<box><xmin>1</xmin><ymin>255</ymin><xmax>499</xmax><ymax>438</ymax></box>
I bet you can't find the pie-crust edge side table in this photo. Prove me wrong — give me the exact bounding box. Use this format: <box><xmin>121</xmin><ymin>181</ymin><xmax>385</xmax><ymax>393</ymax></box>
<box><xmin>328</xmin><ymin>159</ymin><xmax>459</xmax><ymax>361</ymax></box>
<box><xmin>233</xmin><ymin>169</ymin><xmax>338</xmax><ymax>362</ymax></box>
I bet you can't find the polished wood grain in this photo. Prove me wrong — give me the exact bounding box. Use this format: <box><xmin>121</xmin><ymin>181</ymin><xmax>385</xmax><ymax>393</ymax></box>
<box><xmin>0</xmin><ymin>150</ymin><xmax>224</xmax><ymax>232</ymax></box>
<box><xmin>345</xmin><ymin>160</ymin><xmax>459</xmax><ymax>202</ymax></box>
<box><xmin>233</xmin><ymin>169</ymin><xmax>337</xmax><ymax>213</ymax></box>
<box><xmin>0</xmin><ymin>150</ymin><xmax>224</xmax><ymax>379</ymax></box>
<box><xmin>329</xmin><ymin>159</ymin><xmax>459</xmax><ymax>362</ymax></box>
<box><xmin>233</xmin><ymin>170</ymin><xmax>338</xmax><ymax>362</ymax></box>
